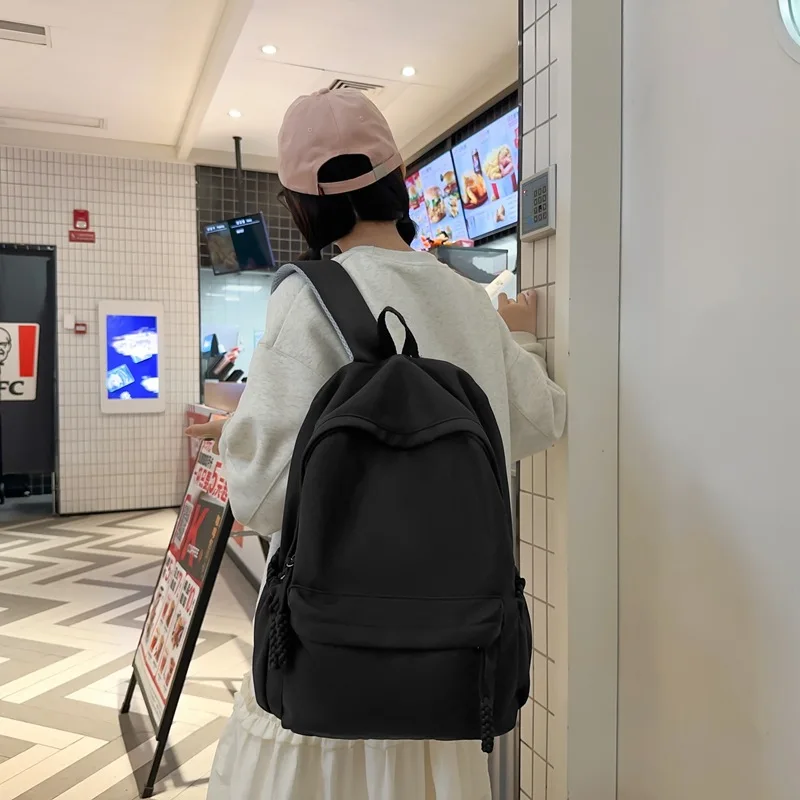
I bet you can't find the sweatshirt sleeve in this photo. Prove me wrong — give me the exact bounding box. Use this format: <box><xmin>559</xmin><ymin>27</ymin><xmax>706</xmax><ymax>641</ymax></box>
<box><xmin>218</xmin><ymin>276</ymin><xmax>346</xmax><ymax>537</ymax></box>
<box><xmin>501</xmin><ymin>322</ymin><xmax>566</xmax><ymax>463</ymax></box>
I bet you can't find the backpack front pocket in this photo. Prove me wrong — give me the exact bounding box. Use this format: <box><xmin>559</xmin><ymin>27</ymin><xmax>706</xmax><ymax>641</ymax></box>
<box><xmin>279</xmin><ymin>588</ymin><xmax>506</xmax><ymax>744</ymax></box>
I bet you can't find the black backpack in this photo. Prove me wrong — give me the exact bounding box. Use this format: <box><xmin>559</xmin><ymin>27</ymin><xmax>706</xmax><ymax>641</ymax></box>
<box><xmin>252</xmin><ymin>260</ymin><xmax>531</xmax><ymax>753</ymax></box>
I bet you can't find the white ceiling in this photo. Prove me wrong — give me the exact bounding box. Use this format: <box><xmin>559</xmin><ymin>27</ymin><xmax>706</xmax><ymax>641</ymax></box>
<box><xmin>0</xmin><ymin>0</ymin><xmax>517</xmax><ymax>167</ymax></box>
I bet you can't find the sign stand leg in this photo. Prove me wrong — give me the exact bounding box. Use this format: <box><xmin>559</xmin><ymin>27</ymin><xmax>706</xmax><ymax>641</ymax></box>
<box><xmin>119</xmin><ymin>671</ymin><xmax>163</xmax><ymax>798</ymax></box>
<box><xmin>120</xmin><ymin>671</ymin><xmax>137</xmax><ymax>714</ymax></box>
<box><xmin>142</xmin><ymin>735</ymin><xmax>168</xmax><ymax>799</ymax></box>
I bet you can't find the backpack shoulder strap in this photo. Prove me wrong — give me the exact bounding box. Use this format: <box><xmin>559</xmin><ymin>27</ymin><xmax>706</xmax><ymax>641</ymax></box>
<box><xmin>273</xmin><ymin>259</ymin><xmax>381</xmax><ymax>363</ymax></box>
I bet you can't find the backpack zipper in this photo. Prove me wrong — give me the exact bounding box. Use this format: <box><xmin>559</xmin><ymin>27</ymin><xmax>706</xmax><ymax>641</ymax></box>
<box><xmin>268</xmin><ymin>556</ymin><xmax>295</xmax><ymax>672</ymax></box>
<box><xmin>479</xmin><ymin>644</ymin><xmax>498</xmax><ymax>753</ymax></box>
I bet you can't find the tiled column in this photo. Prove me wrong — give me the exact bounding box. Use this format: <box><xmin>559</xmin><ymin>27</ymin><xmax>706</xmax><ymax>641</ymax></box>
<box><xmin>518</xmin><ymin>3</ymin><xmax>558</xmax><ymax>798</ymax></box>
<box><xmin>518</xmin><ymin>1</ymin><xmax>622</xmax><ymax>799</ymax></box>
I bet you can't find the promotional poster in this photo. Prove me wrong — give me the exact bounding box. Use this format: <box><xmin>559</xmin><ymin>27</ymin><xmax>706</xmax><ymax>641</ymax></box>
<box><xmin>133</xmin><ymin>438</ymin><xmax>230</xmax><ymax>726</ymax></box>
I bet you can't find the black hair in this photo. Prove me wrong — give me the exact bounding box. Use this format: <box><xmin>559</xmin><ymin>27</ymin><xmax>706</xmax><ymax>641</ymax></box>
<box><xmin>279</xmin><ymin>154</ymin><xmax>416</xmax><ymax>260</ymax></box>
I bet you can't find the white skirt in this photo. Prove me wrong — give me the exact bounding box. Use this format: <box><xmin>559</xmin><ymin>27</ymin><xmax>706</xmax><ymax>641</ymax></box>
<box><xmin>207</xmin><ymin>675</ymin><xmax>492</xmax><ymax>800</ymax></box>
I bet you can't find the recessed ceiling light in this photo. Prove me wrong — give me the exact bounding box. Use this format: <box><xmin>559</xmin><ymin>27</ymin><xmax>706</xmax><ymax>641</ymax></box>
<box><xmin>228</xmin><ymin>109</ymin><xmax>242</xmax><ymax>118</ymax></box>
<box><xmin>402</xmin><ymin>66</ymin><xmax>416</xmax><ymax>78</ymax></box>
<box><xmin>261</xmin><ymin>44</ymin><xmax>278</xmax><ymax>55</ymax></box>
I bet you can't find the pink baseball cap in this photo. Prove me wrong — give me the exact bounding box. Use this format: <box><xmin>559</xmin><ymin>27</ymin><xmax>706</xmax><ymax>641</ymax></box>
<box><xmin>278</xmin><ymin>88</ymin><xmax>404</xmax><ymax>196</ymax></box>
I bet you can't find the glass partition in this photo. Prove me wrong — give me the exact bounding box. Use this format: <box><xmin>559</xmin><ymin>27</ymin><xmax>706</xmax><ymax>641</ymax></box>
<box><xmin>199</xmin><ymin>268</ymin><xmax>274</xmax><ymax>392</ymax></box>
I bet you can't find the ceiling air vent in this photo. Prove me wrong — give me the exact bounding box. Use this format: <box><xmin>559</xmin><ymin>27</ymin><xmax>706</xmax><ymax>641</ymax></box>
<box><xmin>0</xmin><ymin>20</ymin><xmax>49</xmax><ymax>46</ymax></box>
<box><xmin>327</xmin><ymin>79</ymin><xmax>384</xmax><ymax>99</ymax></box>
<box><xmin>0</xmin><ymin>108</ymin><xmax>105</xmax><ymax>130</ymax></box>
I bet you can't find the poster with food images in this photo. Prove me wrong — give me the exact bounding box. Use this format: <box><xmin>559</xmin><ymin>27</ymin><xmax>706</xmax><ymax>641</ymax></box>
<box><xmin>451</xmin><ymin>107</ymin><xmax>520</xmax><ymax>240</ymax></box>
<box><xmin>133</xmin><ymin>437</ymin><xmax>232</xmax><ymax>727</ymax></box>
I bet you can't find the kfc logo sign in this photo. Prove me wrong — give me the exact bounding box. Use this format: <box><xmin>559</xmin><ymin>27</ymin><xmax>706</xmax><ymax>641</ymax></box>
<box><xmin>0</xmin><ymin>323</ymin><xmax>40</xmax><ymax>401</ymax></box>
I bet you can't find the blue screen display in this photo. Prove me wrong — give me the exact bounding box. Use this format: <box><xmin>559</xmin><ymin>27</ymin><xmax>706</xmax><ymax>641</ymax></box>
<box><xmin>106</xmin><ymin>314</ymin><xmax>160</xmax><ymax>400</ymax></box>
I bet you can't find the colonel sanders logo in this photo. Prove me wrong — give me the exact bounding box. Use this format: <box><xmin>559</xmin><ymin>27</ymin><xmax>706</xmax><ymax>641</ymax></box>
<box><xmin>0</xmin><ymin>323</ymin><xmax>39</xmax><ymax>401</ymax></box>
<box><xmin>0</xmin><ymin>327</ymin><xmax>10</xmax><ymax>367</ymax></box>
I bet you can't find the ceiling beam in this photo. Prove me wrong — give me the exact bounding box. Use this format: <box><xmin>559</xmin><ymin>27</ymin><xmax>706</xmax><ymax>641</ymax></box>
<box><xmin>175</xmin><ymin>0</ymin><xmax>254</xmax><ymax>161</ymax></box>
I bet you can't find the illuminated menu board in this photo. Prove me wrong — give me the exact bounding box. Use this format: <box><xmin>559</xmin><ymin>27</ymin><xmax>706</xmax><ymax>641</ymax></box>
<box><xmin>451</xmin><ymin>107</ymin><xmax>520</xmax><ymax>240</ymax></box>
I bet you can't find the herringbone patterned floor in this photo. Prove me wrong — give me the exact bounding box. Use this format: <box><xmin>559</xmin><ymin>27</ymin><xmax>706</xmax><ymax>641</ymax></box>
<box><xmin>0</xmin><ymin>508</ymin><xmax>256</xmax><ymax>799</ymax></box>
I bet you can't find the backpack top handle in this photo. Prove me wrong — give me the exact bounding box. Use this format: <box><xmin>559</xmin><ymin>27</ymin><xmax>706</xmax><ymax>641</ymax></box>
<box><xmin>273</xmin><ymin>260</ymin><xmax>383</xmax><ymax>363</ymax></box>
<box><xmin>377</xmin><ymin>307</ymin><xmax>419</xmax><ymax>359</ymax></box>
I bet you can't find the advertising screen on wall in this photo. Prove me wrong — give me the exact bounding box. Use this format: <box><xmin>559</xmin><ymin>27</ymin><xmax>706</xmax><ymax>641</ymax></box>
<box><xmin>99</xmin><ymin>301</ymin><xmax>165</xmax><ymax>414</ymax></box>
<box><xmin>406</xmin><ymin>152</ymin><xmax>470</xmax><ymax>251</ymax></box>
<box><xmin>451</xmin><ymin>107</ymin><xmax>520</xmax><ymax>240</ymax></box>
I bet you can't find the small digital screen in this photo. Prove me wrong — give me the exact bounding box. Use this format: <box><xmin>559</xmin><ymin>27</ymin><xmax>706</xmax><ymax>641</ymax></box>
<box><xmin>204</xmin><ymin>222</ymin><xmax>238</xmax><ymax>275</ymax></box>
<box><xmin>203</xmin><ymin>212</ymin><xmax>275</xmax><ymax>275</ymax></box>
<box><xmin>201</xmin><ymin>334</ymin><xmax>214</xmax><ymax>354</ymax></box>
<box><xmin>106</xmin><ymin>314</ymin><xmax>159</xmax><ymax>401</ymax></box>
<box><xmin>451</xmin><ymin>107</ymin><xmax>520</xmax><ymax>240</ymax></box>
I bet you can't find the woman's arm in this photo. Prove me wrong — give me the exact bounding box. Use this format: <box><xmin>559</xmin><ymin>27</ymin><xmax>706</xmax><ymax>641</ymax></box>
<box><xmin>217</xmin><ymin>277</ymin><xmax>346</xmax><ymax>536</ymax></box>
<box><xmin>498</xmin><ymin>292</ymin><xmax>566</xmax><ymax>461</ymax></box>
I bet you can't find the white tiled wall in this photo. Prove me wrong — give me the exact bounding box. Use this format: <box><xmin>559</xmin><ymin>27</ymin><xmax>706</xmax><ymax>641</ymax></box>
<box><xmin>519</xmin><ymin>0</ymin><xmax>560</xmax><ymax>798</ymax></box>
<box><xmin>0</xmin><ymin>147</ymin><xmax>199</xmax><ymax>514</ymax></box>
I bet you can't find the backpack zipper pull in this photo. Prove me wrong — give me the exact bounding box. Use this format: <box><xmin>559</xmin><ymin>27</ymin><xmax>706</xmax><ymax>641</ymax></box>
<box><xmin>279</xmin><ymin>556</ymin><xmax>294</xmax><ymax>582</ymax></box>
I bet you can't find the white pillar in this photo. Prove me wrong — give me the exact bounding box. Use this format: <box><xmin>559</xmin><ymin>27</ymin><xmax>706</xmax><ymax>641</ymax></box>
<box><xmin>518</xmin><ymin>1</ymin><xmax>622</xmax><ymax>798</ymax></box>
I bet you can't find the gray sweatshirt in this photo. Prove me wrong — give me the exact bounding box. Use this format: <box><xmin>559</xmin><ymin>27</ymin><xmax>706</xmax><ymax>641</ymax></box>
<box><xmin>219</xmin><ymin>246</ymin><xmax>566</xmax><ymax>558</ymax></box>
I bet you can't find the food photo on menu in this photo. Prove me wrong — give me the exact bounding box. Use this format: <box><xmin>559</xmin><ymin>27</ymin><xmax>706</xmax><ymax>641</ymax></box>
<box><xmin>452</xmin><ymin>107</ymin><xmax>520</xmax><ymax>240</ymax></box>
<box><xmin>405</xmin><ymin>171</ymin><xmax>433</xmax><ymax>251</ymax></box>
<box><xmin>140</xmin><ymin>549</ymin><xmax>197</xmax><ymax>700</ymax></box>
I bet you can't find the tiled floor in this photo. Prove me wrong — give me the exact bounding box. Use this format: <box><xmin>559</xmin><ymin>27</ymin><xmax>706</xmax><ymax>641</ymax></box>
<box><xmin>0</xmin><ymin>509</ymin><xmax>257</xmax><ymax>799</ymax></box>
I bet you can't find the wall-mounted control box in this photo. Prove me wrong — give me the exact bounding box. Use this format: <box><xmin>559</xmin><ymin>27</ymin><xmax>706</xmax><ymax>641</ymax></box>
<box><xmin>519</xmin><ymin>166</ymin><xmax>556</xmax><ymax>242</ymax></box>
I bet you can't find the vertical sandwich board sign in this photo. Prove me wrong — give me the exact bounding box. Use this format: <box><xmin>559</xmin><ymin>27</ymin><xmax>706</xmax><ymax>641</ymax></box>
<box><xmin>121</xmin><ymin>432</ymin><xmax>233</xmax><ymax>798</ymax></box>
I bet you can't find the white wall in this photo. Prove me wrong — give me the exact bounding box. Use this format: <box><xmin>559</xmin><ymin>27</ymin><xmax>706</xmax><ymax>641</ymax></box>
<box><xmin>619</xmin><ymin>2</ymin><xmax>800</xmax><ymax>798</ymax></box>
<box><xmin>0</xmin><ymin>147</ymin><xmax>199</xmax><ymax>514</ymax></box>
<box><xmin>518</xmin><ymin>1</ymin><xmax>621</xmax><ymax>798</ymax></box>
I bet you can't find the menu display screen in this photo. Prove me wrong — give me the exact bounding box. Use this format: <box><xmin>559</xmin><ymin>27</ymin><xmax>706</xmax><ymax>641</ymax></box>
<box><xmin>204</xmin><ymin>213</ymin><xmax>275</xmax><ymax>275</ymax></box>
<box><xmin>451</xmin><ymin>108</ymin><xmax>520</xmax><ymax>240</ymax></box>
<box><xmin>405</xmin><ymin>171</ymin><xmax>431</xmax><ymax>251</ymax></box>
<box><xmin>406</xmin><ymin>152</ymin><xmax>470</xmax><ymax>250</ymax></box>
